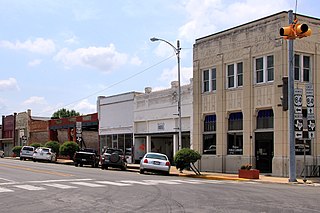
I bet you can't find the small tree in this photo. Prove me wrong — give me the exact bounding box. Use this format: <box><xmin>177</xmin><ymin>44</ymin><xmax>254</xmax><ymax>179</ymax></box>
<box><xmin>45</xmin><ymin>141</ymin><xmax>60</xmax><ymax>155</ymax></box>
<box><xmin>59</xmin><ymin>141</ymin><xmax>79</xmax><ymax>159</ymax></box>
<box><xmin>30</xmin><ymin>143</ymin><xmax>42</xmax><ymax>149</ymax></box>
<box><xmin>12</xmin><ymin>146</ymin><xmax>22</xmax><ymax>157</ymax></box>
<box><xmin>174</xmin><ymin>148</ymin><xmax>202</xmax><ymax>175</ymax></box>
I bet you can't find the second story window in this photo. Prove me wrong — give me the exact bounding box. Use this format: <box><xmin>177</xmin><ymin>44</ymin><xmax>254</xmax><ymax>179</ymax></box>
<box><xmin>202</xmin><ymin>67</ymin><xmax>216</xmax><ymax>93</ymax></box>
<box><xmin>295</xmin><ymin>54</ymin><xmax>311</xmax><ymax>82</ymax></box>
<box><xmin>227</xmin><ymin>62</ymin><xmax>243</xmax><ymax>89</ymax></box>
<box><xmin>255</xmin><ymin>55</ymin><xmax>274</xmax><ymax>84</ymax></box>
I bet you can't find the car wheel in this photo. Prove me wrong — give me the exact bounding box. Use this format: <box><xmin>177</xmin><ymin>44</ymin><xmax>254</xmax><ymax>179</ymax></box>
<box><xmin>140</xmin><ymin>169</ymin><xmax>144</xmax><ymax>174</ymax></box>
<box><xmin>75</xmin><ymin>163</ymin><xmax>78</xmax><ymax>167</ymax></box>
<box><xmin>20</xmin><ymin>157</ymin><xmax>23</xmax><ymax>161</ymax></box>
<box><xmin>33</xmin><ymin>159</ymin><xmax>36</xmax><ymax>162</ymax></box>
<box><xmin>79</xmin><ymin>163</ymin><xmax>83</xmax><ymax>167</ymax></box>
<box><xmin>165</xmin><ymin>171</ymin><xmax>170</xmax><ymax>176</ymax></box>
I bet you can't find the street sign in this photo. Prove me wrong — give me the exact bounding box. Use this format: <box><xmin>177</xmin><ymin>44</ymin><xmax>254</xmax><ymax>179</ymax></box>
<box><xmin>306</xmin><ymin>96</ymin><xmax>314</xmax><ymax>107</ymax></box>
<box><xmin>309</xmin><ymin>131</ymin><xmax>315</xmax><ymax>139</ymax></box>
<box><xmin>308</xmin><ymin>120</ymin><xmax>316</xmax><ymax>131</ymax></box>
<box><xmin>294</xmin><ymin>106</ymin><xmax>302</xmax><ymax>114</ymax></box>
<box><xmin>295</xmin><ymin>131</ymin><xmax>303</xmax><ymax>139</ymax></box>
<box><xmin>294</xmin><ymin>119</ymin><xmax>303</xmax><ymax>131</ymax></box>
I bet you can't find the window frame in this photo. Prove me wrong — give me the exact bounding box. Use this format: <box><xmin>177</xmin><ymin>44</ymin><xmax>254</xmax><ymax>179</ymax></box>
<box><xmin>254</xmin><ymin>55</ymin><xmax>274</xmax><ymax>84</ymax></box>
<box><xmin>202</xmin><ymin>67</ymin><xmax>217</xmax><ymax>93</ymax></box>
<box><xmin>294</xmin><ymin>54</ymin><xmax>311</xmax><ymax>82</ymax></box>
<box><xmin>203</xmin><ymin>114</ymin><xmax>216</xmax><ymax>155</ymax></box>
<box><xmin>226</xmin><ymin>62</ymin><xmax>243</xmax><ymax>89</ymax></box>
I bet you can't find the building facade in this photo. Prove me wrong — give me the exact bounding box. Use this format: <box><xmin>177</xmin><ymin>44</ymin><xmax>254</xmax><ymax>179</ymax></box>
<box><xmin>193</xmin><ymin>11</ymin><xmax>320</xmax><ymax>176</ymax></box>
<box><xmin>134</xmin><ymin>81</ymin><xmax>193</xmax><ymax>163</ymax></box>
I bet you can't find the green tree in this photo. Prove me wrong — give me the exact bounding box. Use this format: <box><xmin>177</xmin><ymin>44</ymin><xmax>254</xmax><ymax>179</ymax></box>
<box><xmin>174</xmin><ymin>148</ymin><xmax>202</xmax><ymax>175</ymax></box>
<box><xmin>12</xmin><ymin>146</ymin><xmax>22</xmax><ymax>157</ymax></box>
<box><xmin>59</xmin><ymin>141</ymin><xmax>79</xmax><ymax>159</ymax></box>
<box><xmin>30</xmin><ymin>143</ymin><xmax>42</xmax><ymax>149</ymax></box>
<box><xmin>51</xmin><ymin>108</ymin><xmax>80</xmax><ymax>119</ymax></box>
<box><xmin>45</xmin><ymin>141</ymin><xmax>60</xmax><ymax>155</ymax></box>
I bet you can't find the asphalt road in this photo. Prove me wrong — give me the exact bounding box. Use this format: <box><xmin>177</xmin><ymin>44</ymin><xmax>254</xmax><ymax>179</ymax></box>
<box><xmin>0</xmin><ymin>158</ymin><xmax>319</xmax><ymax>213</ymax></box>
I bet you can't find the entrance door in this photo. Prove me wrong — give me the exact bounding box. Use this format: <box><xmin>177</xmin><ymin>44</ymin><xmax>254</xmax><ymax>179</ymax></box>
<box><xmin>255</xmin><ymin>132</ymin><xmax>273</xmax><ymax>173</ymax></box>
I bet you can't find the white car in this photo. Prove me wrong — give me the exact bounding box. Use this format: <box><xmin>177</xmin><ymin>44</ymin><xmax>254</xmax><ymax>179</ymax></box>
<box><xmin>0</xmin><ymin>150</ymin><xmax>4</xmax><ymax>158</ymax></box>
<box><xmin>33</xmin><ymin>147</ymin><xmax>57</xmax><ymax>162</ymax></box>
<box><xmin>140</xmin><ymin>152</ymin><xmax>171</xmax><ymax>175</ymax></box>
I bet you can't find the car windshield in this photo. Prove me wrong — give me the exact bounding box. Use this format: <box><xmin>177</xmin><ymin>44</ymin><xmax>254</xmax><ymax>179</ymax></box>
<box><xmin>145</xmin><ymin>154</ymin><xmax>167</xmax><ymax>161</ymax></box>
<box><xmin>23</xmin><ymin>147</ymin><xmax>34</xmax><ymax>151</ymax></box>
<box><xmin>42</xmin><ymin>149</ymin><xmax>50</xmax><ymax>153</ymax></box>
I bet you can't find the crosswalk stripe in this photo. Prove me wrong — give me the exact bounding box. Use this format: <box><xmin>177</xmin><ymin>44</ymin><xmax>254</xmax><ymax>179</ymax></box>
<box><xmin>143</xmin><ymin>180</ymin><xmax>181</xmax><ymax>185</ymax></box>
<box><xmin>170</xmin><ymin>180</ymin><xmax>203</xmax><ymax>184</ymax></box>
<box><xmin>70</xmin><ymin>182</ymin><xmax>104</xmax><ymax>187</ymax></box>
<box><xmin>43</xmin><ymin>183</ymin><xmax>78</xmax><ymax>189</ymax></box>
<box><xmin>14</xmin><ymin>185</ymin><xmax>45</xmax><ymax>191</ymax></box>
<box><xmin>119</xmin><ymin>180</ymin><xmax>155</xmax><ymax>185</ymax></box>
<box><xmin>96</xmin><ymin>181</ymin><xmax>131</xmax><ymax>186</ymax></box>
<box><xmin>0</xmin><ymin>187</ymin><xmax>13</xmax><ymax>192</ymax></box>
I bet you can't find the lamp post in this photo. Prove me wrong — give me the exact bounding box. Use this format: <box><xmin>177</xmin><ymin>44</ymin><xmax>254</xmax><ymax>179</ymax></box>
<box><xmin>150</xmin><ymin>37</ymin><xmax>182</xmax><ymax>151</ymax></box>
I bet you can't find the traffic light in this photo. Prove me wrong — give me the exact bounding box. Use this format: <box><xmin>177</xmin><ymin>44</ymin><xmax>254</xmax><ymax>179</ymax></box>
<box><xmin>279</xmin><ymin>20</ymin><xmax>312</xmax><ymax>39</ymax></box>
<box><xmin>294</xmin><ymin>23</ymin><xmax>312</xmax><ymax>38</ymax></box>
<box><xmin>282</xmin><ymin>76</ymin><xmax>288</xmax><ymax>111</ymax></box>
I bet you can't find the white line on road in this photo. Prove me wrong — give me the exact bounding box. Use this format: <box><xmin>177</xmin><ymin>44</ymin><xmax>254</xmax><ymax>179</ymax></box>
<box><xmin>119</xmin><ymin>180</ymin><xmax>154</xmax><ymax>185</ymax></box>
<box><xmin>14</xmin><ymin>185</ymin><xmax>46</xmax><ymax>191</ymax></box>
<box><xmin>43</xmin><ymin>183</ymin><xmax>78</xmax><ymax>189</ymax></box>
<box><xmin>0</xmin><ymin>187</ymin><xmax>13</xmax><ymax>193</ymax></box>
<box><xmin>96</xmin><ymin>181</ymin><xmax>132</xmax><ymax>186</ymax></box>
<box><xmin>70</xmin><ymin>182</ymin><xmax>105</xmax><ymax>187</ymax></box>
<box><xmin>27</xmin><ymin>179</ymin><xmax>93</xmax><ymax>183</ymax></box>
<box><xmin>143</xmin><ymin>180</ymin><xmax>181</xmax><ymax>185</ymax></box>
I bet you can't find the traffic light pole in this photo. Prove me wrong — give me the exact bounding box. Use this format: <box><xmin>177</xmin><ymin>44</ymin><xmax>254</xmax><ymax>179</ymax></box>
<box><xmin>288</xmin><ymin>10</ymin><xmax>297</xmax><ymax>182</ymax></box>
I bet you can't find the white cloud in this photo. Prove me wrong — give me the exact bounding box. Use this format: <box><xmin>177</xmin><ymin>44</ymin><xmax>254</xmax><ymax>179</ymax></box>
<box><xmin>54</xmin><ymin>44</ymin><xmax>129</xmax><ymax>72</ymax></box>
<box><xmin>0</xmin><ymin>78</ymin><xmax>19</xmax><ymax>91</ymax></box>
<box><xmin>72</xmin><ymin>99</ymin><xmax>96</xmax><ymax>114</ymax></box>
<box><xmin>0</xmin><ymin>38</ymin><xmax>56</xmax><ymax>54</ymax></box>
<box><xmin>28</xmin><ymin>59</ymin><xmax>42</xmax><ymax>67</ymax></box>
<box><xmin>130</xmin><ymin>56</ymin><xmax>142</xmax><ymax>65</ymax></box>
<box><xmin>179</xmin><ymin>0</ymin><xmax>290</xmax><ymax>42</ymax></box>
<box><xmin>22</xmin><ymin>96</ymin><xmax>48</xmax><ymax>105</ymax></box>
<box><xmin>159</xmin><ymin>65</ymin><xmax>193</xmax><ymax>86</ymax></box>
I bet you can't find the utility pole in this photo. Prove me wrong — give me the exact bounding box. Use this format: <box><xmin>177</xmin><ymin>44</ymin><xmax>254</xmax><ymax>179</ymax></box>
<box><xmin>287</xmin><ymin>10</ymin><xmax>297</xmax><ymax>182</ymax></box>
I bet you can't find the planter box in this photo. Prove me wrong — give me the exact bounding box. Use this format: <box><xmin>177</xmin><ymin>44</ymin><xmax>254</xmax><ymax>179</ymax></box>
<box><xmin>238</xmin><ymin>169</ymin><xmax>260</xmax><ymax>179</ymax></box>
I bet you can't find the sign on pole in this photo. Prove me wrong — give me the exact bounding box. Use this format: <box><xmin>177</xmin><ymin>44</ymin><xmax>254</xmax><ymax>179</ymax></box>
<box><xmin>294</xmin><ymin>88</ymin><xmax>303</xmax><ymax>139</ymax></box>
<box><xmin>305</xmin><ymin>84</ymin><xmax>315</xmax><ymax>139</ymax></box>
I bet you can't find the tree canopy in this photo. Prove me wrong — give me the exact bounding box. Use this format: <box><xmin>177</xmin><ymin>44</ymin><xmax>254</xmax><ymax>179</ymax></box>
<box><xmin>51</xmin><ymin>108</ymin><xmax>80</xmax><ymax>119</ymax></box>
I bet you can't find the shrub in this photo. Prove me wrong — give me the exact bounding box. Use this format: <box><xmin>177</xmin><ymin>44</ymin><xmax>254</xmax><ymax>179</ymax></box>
<box><xmin>240</xmin><ymin>164</ymin><xmax>252</xmax><ymax>170</ymax></box>
<box><xmin>12</xmin><ymin>146</ymin><xmax>22</xmax><ymax>157</ymax></box>
<box><xmin>174</xmin><ymin>148</ymin><xmax>201</xmax><ymax>174</ymax></box>
<box><xmin>59</xmin><ymin>141</ymin><xmax>79</xmax><ymax>159</ymax></box>
<box><xmin>30</xmin><ymin>143</ymin><xmax>42</xmax><ymax>149</ymax></box>
<box><xmin>45</xmin><ymin>141</ymin><xmax>60</xmax><ymax>155</ymax></box>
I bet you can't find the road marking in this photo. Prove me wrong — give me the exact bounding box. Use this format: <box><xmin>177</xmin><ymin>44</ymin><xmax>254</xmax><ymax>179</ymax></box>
<box><xmin>96</xmin><ymin>181</ymin><xmax>132</xmax><ymax>186</ymax></box>
<box><xmin>43</xmin><ymin>183</ymin><xmax>78</xmax><ymax>189</ymax></box>
<box><xmin>0</xmin><ymin>187</ymin><xmax>13</xmax><ymax>193</ymax></box>
<box><xmin>28</xmin><ymin>179</ymin><xmax>93</xmax><ymax>184</ymax></box>
<box><xmin>70</xmin><ymin>182</ymin><xmax>105</xmax><ymax>187</ymax></box>
<box><xmin>143</xmin><ymin>180</ymin><xmax>181</xmax><ymax>185</ymax></box>
<box><xmin>14</xmin><ymin>185</ymin><xmax>46</xmax><ymax>191</ymax></box>
<box><xmin>119</xmin><ymin>180</ymin><xmax>156</xmax><ymax>185</ymax></box>
<box><xmin>170</xmin><ymin>180</ymin><xmax>203</xmax><ymax>184</ymax></box>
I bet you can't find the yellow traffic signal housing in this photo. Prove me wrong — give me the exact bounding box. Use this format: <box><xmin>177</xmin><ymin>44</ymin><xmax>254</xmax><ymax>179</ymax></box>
<box><xmin>280</xmin><ymin>25</ymin><xmax>295</xmax><ymax>39</ymax></box>
<box><xmin>280</xmin><ymin>21</ymin><xmax>312</xmax><ymax>40</ymax></box>
<box><xmin>294</xmin><ymin>23</ymin><xmax>312</xmax><ymax>38</ymax></box>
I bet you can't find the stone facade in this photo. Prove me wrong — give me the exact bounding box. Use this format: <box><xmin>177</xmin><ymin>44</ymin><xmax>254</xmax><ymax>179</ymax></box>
<box><xmin>193</xmin><ymin>11</ymin><xmax>320</xmax><ymax>176</ymax></box>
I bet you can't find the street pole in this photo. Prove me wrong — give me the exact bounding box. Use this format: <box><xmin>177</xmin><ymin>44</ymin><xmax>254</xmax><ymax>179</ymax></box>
<box><xmin>288</xmin><ymin>10</ymin><xmax>297</xmax><ymax>182</ymax></box>
<box><xmin>150</xmin><ymin>37</ymin><xmax>182</xmax><ymax>151</ymax></box>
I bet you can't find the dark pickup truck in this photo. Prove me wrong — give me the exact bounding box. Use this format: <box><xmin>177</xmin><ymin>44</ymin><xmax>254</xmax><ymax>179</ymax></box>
<box><xmin>73</xmin><ymin>148</ymin><xmax>99</xmax><ymax>168</ymax></box>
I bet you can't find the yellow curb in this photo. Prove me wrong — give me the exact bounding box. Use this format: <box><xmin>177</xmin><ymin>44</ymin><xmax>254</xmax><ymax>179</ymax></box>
<box><xmin>176</xmin><ymin>173</ymin><xmax>248</xmax><ymax>181</ymax></box>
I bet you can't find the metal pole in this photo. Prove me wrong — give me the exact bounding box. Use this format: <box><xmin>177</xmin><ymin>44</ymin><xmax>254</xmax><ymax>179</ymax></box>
<box><xmin>177</xmin><ymin>40</ymin><xmax>182</xmax><ymax>150</ymax></box>
<box><xmin>303</xmin><ymin>139</ymin><xmax>307</xmax><ymax>182</ymax></box>
<box><xmin>288</xmin><ymin>10</ymin><xmax>297</xmax><ymax>182</ymax></box>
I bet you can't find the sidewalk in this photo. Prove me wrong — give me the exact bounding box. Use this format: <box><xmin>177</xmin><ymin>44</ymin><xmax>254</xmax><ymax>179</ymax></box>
<box><xmin>6</xmin><ymin>157</ymin><xmax>320</xmax><ymax>185</ymax></box>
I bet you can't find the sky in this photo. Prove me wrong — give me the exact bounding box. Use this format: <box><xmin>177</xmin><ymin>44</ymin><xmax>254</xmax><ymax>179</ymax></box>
<box><xmin>0</xmin><ymin>0</ymin><xmax>319</xmax><ymax>120</ymax></box>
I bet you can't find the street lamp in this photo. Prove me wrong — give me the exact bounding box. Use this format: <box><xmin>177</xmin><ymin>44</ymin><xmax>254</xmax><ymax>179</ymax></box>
<box><xmin>150</xmin><ymin>37</ymin><xmax>182</xmax><ymax>151</ymax></box>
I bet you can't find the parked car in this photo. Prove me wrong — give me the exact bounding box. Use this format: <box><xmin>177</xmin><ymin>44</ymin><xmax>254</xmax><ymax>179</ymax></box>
<box><xmin>0</xmin><ymin>150</ymin><xmax>4</xmax><ymax>158</ymax></box>
<box><xmin>20</xmin><ymin>146</ymin><xmax>35</xmax><ymax>160</ymax></box>
<box><xmin>33</xmin><ymin>147</ymin><xmax>57</xmax><ymax>162</ymax></box>
<box><xmin>140</xmin><ymin>152</ymin><xmax>171</xmax><ymax>175</ymax></box>
<box><xmin>73</xmin><ymin>148</ymin><xmax>99</xmax><ymax>168</ymax></box>
<box><xmin>101</xmin><ymin>148</ymin><xmax>127</xmax><ymax>170</ymax></box>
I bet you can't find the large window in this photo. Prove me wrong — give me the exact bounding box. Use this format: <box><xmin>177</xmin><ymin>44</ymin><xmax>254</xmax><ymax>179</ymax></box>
<box><xmin>227</xmin><ymin>112</ymin><xmax>243</xmax><ymax>155</ymax></box>
<box><xmin>227</xmin><ymin>62</ymin><xmax>243</xmax><ymax>88</ymax></box>
<box><xmin>203</xmin><ymin>115</ymin><xmax>216</xmax><ymax>155</ymax></box>
<box><xmin>255</xmin><ymin>55</ymin><xmax>274</xmax><ymax>84</ymax></box>
<box><xmin>294</xmin><ymin>54</ymin><xmax>311</xmax><ymax>82</ymax></box>
<box><xmin>202</xmin><ymin>67</ymin><xmax>216</xmax><ymax>93</ymax></box>
<box><xmin>257</xmin><ymin>109</ymin><xmax>274</xmax><ymax>129</ymax></box>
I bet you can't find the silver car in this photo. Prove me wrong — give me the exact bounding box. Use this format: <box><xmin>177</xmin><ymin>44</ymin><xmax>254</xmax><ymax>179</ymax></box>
<box><xmin>33</xmin><ymin>147</ymin><xmax>57</xmax><ymax>162</ymax></box>
<box><xmin>20</xmin><ymin>146</ymin><xmax>35</xmax><ymax>160</ymax></box>
<box><xmin>140</xmin><ymin>152</ymin><xmax>171</xmax><ymax>175</ymax></box>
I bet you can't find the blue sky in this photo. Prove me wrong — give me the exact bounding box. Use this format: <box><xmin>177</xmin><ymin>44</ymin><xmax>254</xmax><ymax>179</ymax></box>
<box><xmin>0</xmin><ymin>0</ymin><xmax>319</xmax><ymax>119</ymax></box>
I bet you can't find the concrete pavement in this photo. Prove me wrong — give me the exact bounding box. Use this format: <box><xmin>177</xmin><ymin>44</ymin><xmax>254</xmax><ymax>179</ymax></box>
<box><xmin>5</xmin><ymin>157</ymin><xmax>320</xmax><ymax>185</ymax></box>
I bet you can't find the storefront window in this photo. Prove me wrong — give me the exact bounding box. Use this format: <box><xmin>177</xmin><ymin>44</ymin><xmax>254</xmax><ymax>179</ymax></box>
<box><xmin>203</xmin><ymin>115</ymin><xmax>216</xmax><ymax>155</ymax></box>
<box><xmin>227</xmin><ymin>133</ymin><xmax>243</xmax><ymax>155</ymax></box>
